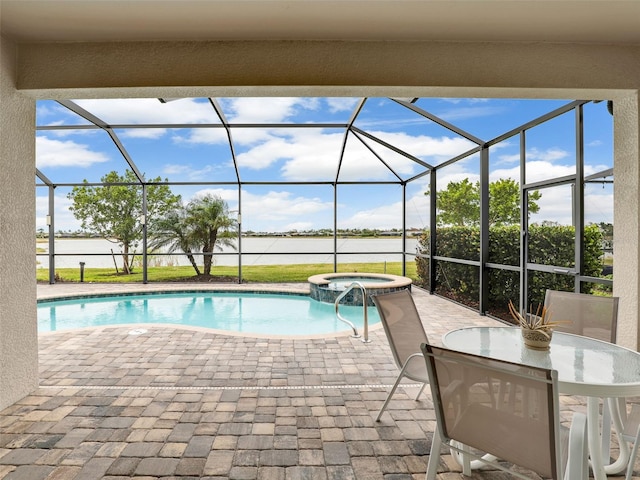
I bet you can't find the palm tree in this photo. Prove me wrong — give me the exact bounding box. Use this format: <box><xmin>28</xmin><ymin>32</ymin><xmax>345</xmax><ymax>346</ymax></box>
<box><xmin>148</xmin><ymin>209</ymin><xmax>202</xmax><ymax>275</ymax></box>
<box><xmin>185</xmin><ymin>195</ymin><xmax>237</xmax><ymax>276</ymax></box>
<box><xmin>149</xmin><ymin>194</ymin><xmax>237</xmax><ymax>277</ymax></box>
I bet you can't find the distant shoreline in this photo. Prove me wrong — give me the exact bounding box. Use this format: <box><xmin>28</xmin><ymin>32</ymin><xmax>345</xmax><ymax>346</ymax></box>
<box><xmin>37</xmin><ymin>234</ymin><xmax>417</xmax><ymax>242</ymax></box>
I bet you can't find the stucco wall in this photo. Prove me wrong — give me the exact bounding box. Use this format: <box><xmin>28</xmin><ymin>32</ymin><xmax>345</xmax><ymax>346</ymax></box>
<box><xmin>0</xmin><ymin>36</ymin><xmax>38</xmax><ymax>410</ymax></box>
<box><xmin>613</xmin><ymin>94</ymin><xmax>640</xmax><ymax>349</ymax></box>
<box><xmin>14</xmin><ymin>41</ymin><xmax>640</xmax><ymax>94</ymax></box>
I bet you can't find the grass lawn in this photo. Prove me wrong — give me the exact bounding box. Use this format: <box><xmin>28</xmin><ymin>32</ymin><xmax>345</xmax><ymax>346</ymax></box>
<box><xmin>37</xmin><ymin>262</ymin><xmax>419</xmax><ymax>284</ymax></box>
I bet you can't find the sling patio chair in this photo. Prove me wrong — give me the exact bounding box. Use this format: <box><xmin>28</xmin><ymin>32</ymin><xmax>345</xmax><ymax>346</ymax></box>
<box><xmin>544</xmin><ymin>289</ymin><xmax>625</xmax><ymax>465</ymax></box>
<box><xmin>421</xmin><ymin>343</ymin><xmax>590</xmax><ymax>480</ymax></box>
<box><xmin>372</xmin><ymin>289</ymin><xmax>430</xmax><ymax>422</ymax></box>
<box><xmin>543</xmin><ymin>289</ymin><xmax>619</xmax><ymax>343</ymax></box>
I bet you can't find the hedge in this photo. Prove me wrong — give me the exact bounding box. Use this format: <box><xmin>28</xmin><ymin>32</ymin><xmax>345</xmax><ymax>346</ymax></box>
<box><xmin>415</xmin><ymin>224</ymin><xmax>604</xmax><ymax>321</ymax></box>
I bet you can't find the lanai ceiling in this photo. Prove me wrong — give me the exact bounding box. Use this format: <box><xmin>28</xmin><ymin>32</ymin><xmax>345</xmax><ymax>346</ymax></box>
<box><xmin>3</xmin><ymin>0</ymin><xmax>640</xmax><ymax>45</ymax></box>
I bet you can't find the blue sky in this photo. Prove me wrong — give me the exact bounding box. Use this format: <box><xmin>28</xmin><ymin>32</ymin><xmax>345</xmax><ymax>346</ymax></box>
<box><xmin>35</xmin><ymin>97</ymin><xmax>614</xmax><ymax>233</ymax></box>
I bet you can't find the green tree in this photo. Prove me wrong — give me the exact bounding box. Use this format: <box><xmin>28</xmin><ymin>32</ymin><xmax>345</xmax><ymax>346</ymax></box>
<box><xmin>432</xmin><ymin>178</ymin><xmax>479</xmax><ymax>226</ymax></box>
<box><xmin>68</xmin><ymin>170</ymin><xmax>181</xmax><ymax>274</ymax></box>
<box><xmin>427</xmin><ymin>178</ymin><xmax>541</xmax><ymax>226</ymax></box>
<box><xmin>147</xmin><ymin>208</ymin><xmax>202</xmax><ymax>275</ymax></box>
<box><xmin>186</xmin><ymin>195</ymin><xmax>237</xmax><ymax>276</ymax></box>
<box><xmin>150</xmin><ymin>194</ymin><xmax>238</xmax><ymax>276</ymax></box>
<box><xmin>489</xmin><ymin>178</ymin><xmax>541</xmax><ymax>226</ymax></box>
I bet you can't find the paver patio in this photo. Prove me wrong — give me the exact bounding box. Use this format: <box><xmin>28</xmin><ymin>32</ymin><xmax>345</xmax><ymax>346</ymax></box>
<box><xmin>0</xmin><ymin>283</ymin><xmax>636</xmax><ymax>479</ymax></box>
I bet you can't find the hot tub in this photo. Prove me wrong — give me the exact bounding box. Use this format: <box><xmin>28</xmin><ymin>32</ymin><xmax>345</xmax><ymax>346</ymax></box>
<box><xmin>308</xmin><ymin>272</ymin><xmax>412</xmax><ymax>306</ymax></box>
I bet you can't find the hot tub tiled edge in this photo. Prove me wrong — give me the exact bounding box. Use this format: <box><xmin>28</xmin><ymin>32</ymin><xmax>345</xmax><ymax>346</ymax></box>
<box><xmin>308</xmin><ymin>273</ymin><xmax>412</xmax><ymax>306</ymax></box>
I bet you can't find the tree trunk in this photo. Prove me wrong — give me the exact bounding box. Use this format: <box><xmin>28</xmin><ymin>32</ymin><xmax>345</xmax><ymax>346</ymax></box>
<box><xmin>121</xmin><ymin>243</ymin><xmax>131</xmax><ymax>274</ymax></box>
<box><xmin>185</xmin><ymin>250</ymin><xmax>201</xmax><ymax>276</ymax></box>
<box><xmin>203</xmin><ymin>248</ymin><xmax>213</xmax><ymax>276</ymax></box>
<box><xmin>203</xmin><ymin>229</ymin><xmax>218</xmax><ymax>276</ymax></box>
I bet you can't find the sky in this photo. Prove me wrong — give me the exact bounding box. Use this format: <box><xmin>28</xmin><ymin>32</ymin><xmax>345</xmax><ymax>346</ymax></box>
<box><xmin>35</xmin><ymin>97</ymin><xmax>614</xmax><ymax>233</ymax></box>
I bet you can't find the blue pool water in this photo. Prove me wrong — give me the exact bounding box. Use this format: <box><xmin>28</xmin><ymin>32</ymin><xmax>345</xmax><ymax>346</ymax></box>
<box><xmin>326</xmin><ymin>276</ymin><xmax>390</xmax><ymax>290</ymax></box>
<box><xmin>37</xmin><ymin>292</ymin><xmax>380</xmax><ymax>335</ymax></box>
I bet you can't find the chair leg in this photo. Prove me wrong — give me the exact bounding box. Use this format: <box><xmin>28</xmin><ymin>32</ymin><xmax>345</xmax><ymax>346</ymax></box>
<box><xmin>453</xmin><ymin>442</ymin><xmax>472</xmax><ymax>476</ymax></box>
<box><xmin>625</xmin><ymin>428</ymin><xmax>640</xmax><ymax>480</ymax></box>
<box><xmin>415</xmin><ymin>382</ymin><xmax>427</xmax><ymax>400</ymax></box>
<box><xmin>426</xmin><ymin>424</ymin><xmax>443</xmax><ymax>480</ymax></box>
<box><xmin>376</xmin><ymin>372</ymin><xmax>405</xmax><ymax>422</ymax></box>
<box><xmin>376</xmin><ymin>356</ymin><xmax>420</xmax><ymax>421</ymax></box>
<box><xmin>565</xmin><ymin>411</ymin><xmax>589</xmax><ymax>480</ymax></box>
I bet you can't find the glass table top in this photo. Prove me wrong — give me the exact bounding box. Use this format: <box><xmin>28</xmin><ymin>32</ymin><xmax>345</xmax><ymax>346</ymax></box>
<box><xmin>442</xmin><ymin>326</ymin><xmax>640</xmax><ymax>397</ymax></box>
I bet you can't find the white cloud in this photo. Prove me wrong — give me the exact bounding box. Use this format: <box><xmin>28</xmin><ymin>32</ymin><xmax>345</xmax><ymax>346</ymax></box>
<box><xmin>221</xmin><ymin>97</ymin><xmax>320</xmax><ymax>123</ymax></box>
<box><xmin>75</xmin><ymin>98</ymin><xmax>218</xmax><ymax>125</ymax></box>
<box><xmin>527</xmin><ymin>147</ymin><xmax>570</xmax><ymax>162</ymax></box>
<box><xmin>440</xmin><ymin>98</ymin><xmax>491</xmax><ymax>105</ymax></box>
<box><xmin>495</xmin><ymin>146</ymin><xmax>571</xmax><ymax>166</ymax></box>
<box><xmin>36</xmin><ymin>136</ymin><xmax>110</xmax><ymax>168</ymax></box>
<box><xmin>36</xmin><ymin>193</ymin><xmax>78</xmax><ymax>231</ymax></box>
<box><xmin>37</xmin><ymin>102</ymin><xmax>91</xmax><ymax>125</ymax></box>
<box><xmin>120</xmin><ymin>128</ymin><xmax>167</xmax><ymax>139</ymax></box>
<box><xmin>36</xmin><ymin>103</ymin><xmax>59</xmax><ymax>119</ymax></box>
<box><xmin>233</xmin><ymin>128</ymin><xmax>473</xmax><ymax>182</ymax></box>
<box><xmin>171</xmin><ymin>128</ymin><xmax>229</xmax><ymax>145</ymax></box>
<box><xmin>337</xmin><ymin>190</ymin><xmax>430</xmax><ymax>231</ymax></box>
<box><xmin>370</xmin><ymin>131</ymin><xmax>475</xmax><ymax>160</ymax></box>
<box><xmin>47</xmin><ymin>128</ymin><xmax>101</xmax><ymax>139</ymax></box>
<box><xmin>235</xmin><ymin>135</ymin><xmax>296</xmax><ymax>170</ymax></box>
<box><xmin>325</xmin><ymin>98</ymin><xmax>360</xmax><ymax>113</ymax></box>
<box><xmin>163</xmin><ymin>163</ymin><xmax>221</xmax><ymax>181</ymax></box>
<box><xmin>338</xmin><ymin>201</ymin><xmax>403</xmax><ymax>230</ymax></box>
<box><xmin>438</xmin><ymin>106</ymin><xmax>508</xmax><ymax>122</ymax></box>
<box><xmin>189</xmin><ymin>188</ymin><xmax>239</xmax><ymax>206</ymax></box>
<box><xmin>236</xmin><ymin>190</ymin><xmax>332</xmax><ymax>231</ymax></box>
<box><xmin>163</xmin><ymin>164</ymin><xmax>192</xmax><ymax>175</ymax></box>
<box><xmin>336</xmin><ymin>137</ymin><xmax>422</xmax><ymax>182</ymax></box>
<box><xmin>585</xmin><ymin>190</ymin><xmax>613</xmax><ymax>224</ymax></box>
<box><xmin>283</xmin><ymin>221</ymin><xmax>315</xmax><ymax>231</ymax></box>
<box><xmin>491</xmin><ymin>157</ymin><xmax>607</xmax><ymax>185</ymax></box>
<box><xmin>233</xmin><ymin>129</ymin><xmax>344</xmax><ymax>175</ymax></box>
<box><xmin>529</xmin><ymin>186</ymin><xmax>574</xmax><ymax>225</ymax></box>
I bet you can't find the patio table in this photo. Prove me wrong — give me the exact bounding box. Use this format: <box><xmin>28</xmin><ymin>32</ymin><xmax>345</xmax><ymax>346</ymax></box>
<box><xmin>442</xmin><ymin>326</ymin><xmax>640</xmax><ymax>480</ymax></box>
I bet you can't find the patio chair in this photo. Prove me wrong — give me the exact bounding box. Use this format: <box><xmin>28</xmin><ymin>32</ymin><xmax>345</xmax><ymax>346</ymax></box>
<box><xmin>421</xmin><ymin>343</ymin><xmax>589</xmax><ymax>480</ymax></box>
<box><xmin>372</xmin><ymin>289</ymin><xmax>430</xmax><ymax>422</ymax></box>
<box><xmin>543</xmin><ymin>289</ymin><xmax>619</xmax><ymax>343</ymax></box>
<box><xmin>544</xmin><ymin>289</ymin><xmax>622</xmax><ymax>460</ymax></box>
<box><xmin>621</xmin><ymin>403</ymin><xmax>640</xmax><ymax>480</ymax></box>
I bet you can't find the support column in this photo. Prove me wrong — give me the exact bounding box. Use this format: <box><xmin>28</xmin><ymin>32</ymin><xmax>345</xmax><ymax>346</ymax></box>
<box><xmin>613</xmin><ymin>92</ymin><xmax>640</xmax><ymax>350</ymax></box>
<box><xmin>0</xmin><ymin>36</ymin><xmax>39</xmax><ymax>410</ymax></box>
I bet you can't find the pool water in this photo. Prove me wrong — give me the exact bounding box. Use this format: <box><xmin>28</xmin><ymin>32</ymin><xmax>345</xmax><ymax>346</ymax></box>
<box><xmin>327</xmin><ymin>276</ymin><xmax>390</xmax><ymax>290</ymax></box>
<box><xmin>37</xmin><ymin>292</ymin><xmax>380</xmax><ymax>336</ymax></box>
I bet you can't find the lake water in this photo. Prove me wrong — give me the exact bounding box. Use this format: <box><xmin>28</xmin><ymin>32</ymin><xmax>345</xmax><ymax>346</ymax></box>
<box><xmin>37</xmin><ymin>237</ymin><xmax>421</xmax><ymax>269</ymax></box>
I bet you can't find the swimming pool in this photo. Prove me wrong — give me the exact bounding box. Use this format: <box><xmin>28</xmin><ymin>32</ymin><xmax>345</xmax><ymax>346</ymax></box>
<box><xmin>37</xmin><ymin>291</ymin><xmax>381</xmax><ymax>336</ymax></box>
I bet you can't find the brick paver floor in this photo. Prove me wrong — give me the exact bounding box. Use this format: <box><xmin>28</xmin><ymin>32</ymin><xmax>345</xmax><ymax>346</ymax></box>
<box><xmin>0</xmin><ymin>283</ymin><xmax>636</xmax><ymax>479</ymax></box>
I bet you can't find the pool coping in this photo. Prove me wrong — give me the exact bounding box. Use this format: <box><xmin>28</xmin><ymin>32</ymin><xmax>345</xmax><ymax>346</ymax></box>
<box><xmin>307</xmin><ymin>272</ymin><xmax>412</xmax><ymax>289</ymax></box>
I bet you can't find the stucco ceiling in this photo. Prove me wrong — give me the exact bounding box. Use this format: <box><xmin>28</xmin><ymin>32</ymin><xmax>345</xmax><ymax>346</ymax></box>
<box><xmin>2</xmin><ymin>0</ymin><xmax>640</xmax><ymax>45</ymax></box>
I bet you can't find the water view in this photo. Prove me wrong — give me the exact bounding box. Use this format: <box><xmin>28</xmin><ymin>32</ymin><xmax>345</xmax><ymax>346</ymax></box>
<box><xmin>37</xmin><ymin>237</ymin><xmax>421</xmax><ymax>269</ymax></box>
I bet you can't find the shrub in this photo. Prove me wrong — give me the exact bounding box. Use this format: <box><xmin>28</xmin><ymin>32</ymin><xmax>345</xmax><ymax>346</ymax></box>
<box><xmin>415</xmin><ymin>224</ymin><xmax>604</xmax><ymax>319</ymax></box>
